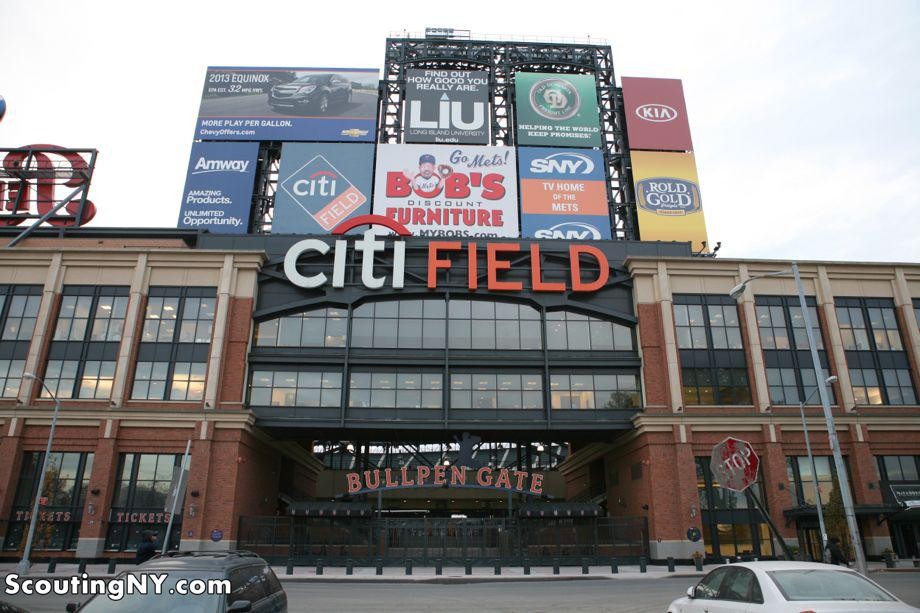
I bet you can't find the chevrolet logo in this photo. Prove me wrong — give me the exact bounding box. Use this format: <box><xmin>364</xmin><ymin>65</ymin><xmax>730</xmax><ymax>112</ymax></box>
<box><xmin>340</xmin><ymin>128</ymin><xmax>369</xmax><ymax>138</ymax></box>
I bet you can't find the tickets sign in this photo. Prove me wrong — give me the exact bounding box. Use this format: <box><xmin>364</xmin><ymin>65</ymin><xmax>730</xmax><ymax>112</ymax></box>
<box><xmin>519</xmin><ymin>147</ymin><xmax>611</xmax><ymax>240</ymax></box>
<box><xmin>515</xmin><ymin>73</ymin><xmax>602</xmax><ymax>147</ymax></box>
<box><xmin>273</xmin><ymin>143</ymin><xmax>375</xmax><ymax>234</ymax></box>
<box><xmin>372</xmin><ymin>144</ymin><xmax>519</xmax><ymax>238</ymax></box>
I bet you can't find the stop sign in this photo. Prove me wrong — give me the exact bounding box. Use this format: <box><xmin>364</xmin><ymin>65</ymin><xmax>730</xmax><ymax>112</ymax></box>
<box><xmin>710</xmin><ymin>437</ymin><xmax>760</xmax><ymax>492</ymax></box>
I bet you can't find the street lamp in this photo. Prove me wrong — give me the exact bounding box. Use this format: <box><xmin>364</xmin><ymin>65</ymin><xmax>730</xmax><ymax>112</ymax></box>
<box><xmin>16</xmin><ymin>372</ymin><xmax>62</xmax><ymax>575</ymax></box>
<box><xmin>800</xmin><ymin>375</ymin><xmax>838</xmax><ymax>563</ymax></box>
<box><xmin>730</xmin><ymin>262</ymin><xmax>868</xmax><ymax>575</ymax></box>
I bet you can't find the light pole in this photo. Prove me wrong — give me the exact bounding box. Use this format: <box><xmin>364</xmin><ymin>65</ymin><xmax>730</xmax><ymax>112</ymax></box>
<box><xmin>16</xmin><ymin>373</ymin><xmax>62</xmax><ymax>575</ymax></box>
<box><xmin>730</xmin><ymin>262</ymin><xmax>868</xmax><ymax>575</ymax></box>
<box><xmin>800</xmin><ymin>375</ymin><xmax>838</xmax><ymax>563</ymax></box>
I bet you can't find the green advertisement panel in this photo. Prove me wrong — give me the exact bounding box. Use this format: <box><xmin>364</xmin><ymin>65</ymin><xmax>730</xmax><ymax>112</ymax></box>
<box><xmin>514</xmin><ymin>73</ymin><xmax>602</xmax><ymax>147</ymax></box>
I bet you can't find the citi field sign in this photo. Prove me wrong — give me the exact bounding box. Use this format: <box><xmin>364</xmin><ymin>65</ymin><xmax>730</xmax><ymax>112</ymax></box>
<box><xmin>283</xmin><ymin>215</ymin><xmax>611</xmax><ymax>292</ymax></box>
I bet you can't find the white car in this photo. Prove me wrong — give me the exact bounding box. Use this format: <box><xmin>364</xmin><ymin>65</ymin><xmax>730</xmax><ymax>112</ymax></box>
<box><xmin>667</xmin><ymin>561</ymin><xmax>919</xmax><ymax>613</ymax></box>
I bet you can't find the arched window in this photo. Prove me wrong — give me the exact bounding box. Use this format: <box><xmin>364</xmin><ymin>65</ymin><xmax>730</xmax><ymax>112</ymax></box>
<box><xmin>545</xmin><ymin>311</ymin><xmax>633</xmax><ymax>351</ymax></box>
<box><xmin>255</xmin><ymin>307</ymin><xmax>347</xmax><ymax>348</ymax></box>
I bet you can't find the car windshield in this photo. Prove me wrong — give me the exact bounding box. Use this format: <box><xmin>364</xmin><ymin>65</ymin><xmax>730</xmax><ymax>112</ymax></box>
<box><xmin>767</xmin><ymin>569</ymin><xmax>896</xmax><ymax>602</ymax></box>
<box><xmin>76</xmin><ymin>571</ymin><xmax>225</xmax><ymax>613</ymax></box>
<box><xmin>291</xmin><ymin>75</ymin><xmax>328</xmax><ymax>84</ymax></box>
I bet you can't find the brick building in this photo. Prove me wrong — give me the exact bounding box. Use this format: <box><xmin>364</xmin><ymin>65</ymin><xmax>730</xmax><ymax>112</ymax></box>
<box><xmin>0</xmin><ymin>229</ymin><xmax>917</xmax><ymax>563</ymax></box>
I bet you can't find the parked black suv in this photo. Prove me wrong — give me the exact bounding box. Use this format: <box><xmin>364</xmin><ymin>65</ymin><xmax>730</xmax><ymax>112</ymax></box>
<box><xmin>68</xmin><ymin>551</ymin><xmax>286</xmax><ymax>612</ymax></box>
<box><xmin>268</xmin><ymin>73</ymin><xmax>352</xmax><ymax>114</ymax></box>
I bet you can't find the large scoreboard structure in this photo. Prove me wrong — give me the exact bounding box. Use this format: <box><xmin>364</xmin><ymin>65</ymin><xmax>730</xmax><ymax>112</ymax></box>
<box><xmin>181</xmin><ymin>30</ymin><xmax>709</xmax><ymax>252</ymax></box>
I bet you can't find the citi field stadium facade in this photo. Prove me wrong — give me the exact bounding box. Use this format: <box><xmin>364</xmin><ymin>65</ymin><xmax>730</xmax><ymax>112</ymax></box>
<box><xmin>0</xmin><ymin>32</ymin><xmax>918</xmax><ymax>565</ymax></box>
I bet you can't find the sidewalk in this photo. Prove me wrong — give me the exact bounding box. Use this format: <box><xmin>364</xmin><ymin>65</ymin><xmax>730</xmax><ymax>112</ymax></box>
<box><xmin>0</xmin><ymin>560</ymin><xmax>907</xmax><ymax>583</ymax></box>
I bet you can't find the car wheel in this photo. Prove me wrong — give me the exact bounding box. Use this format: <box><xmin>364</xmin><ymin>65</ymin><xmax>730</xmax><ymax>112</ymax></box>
<box><xmin>317</xmin><ymin>95</ymin><xmax>329</xmax><ymax>114</ymax></box>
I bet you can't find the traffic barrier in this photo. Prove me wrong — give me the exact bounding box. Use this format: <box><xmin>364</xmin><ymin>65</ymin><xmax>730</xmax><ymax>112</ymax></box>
<box><xmin>667</xmin><ymin>557</ymin><xmax>675</xmax><ymax>572</ymax></box>
<box><xmin>610</xmin><ymin>557</ymin><xmax>618</xmax><ymax>574</ymax></box>
<box><xmin>639</xmin><ymin>556</ymin><xmax>647</xmax><ymax>573</ymax></box>
<box><xmin>107</xmin><ymin>559</ymin><xmax>117</xmax><ymax>574</ymax></box>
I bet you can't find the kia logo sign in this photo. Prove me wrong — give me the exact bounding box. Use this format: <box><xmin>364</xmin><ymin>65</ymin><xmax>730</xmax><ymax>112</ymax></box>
<box><xmin>635</xmin><ymin>103</ymin><xmax>677</xmax><ymax>123</ymax></box>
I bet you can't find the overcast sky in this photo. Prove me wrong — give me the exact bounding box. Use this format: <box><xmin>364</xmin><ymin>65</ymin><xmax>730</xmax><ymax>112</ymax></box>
<box><xmin>2</xmin><ymin>0</ymin><xmax>918</xmax><ymax>262</ymax></box>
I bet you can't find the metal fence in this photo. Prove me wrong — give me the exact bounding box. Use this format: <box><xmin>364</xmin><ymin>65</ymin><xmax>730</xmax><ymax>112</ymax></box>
<box><xmin>238</xmin><ymin>516</ymin><xmax>648</xmax><ymax>566</ymax></box>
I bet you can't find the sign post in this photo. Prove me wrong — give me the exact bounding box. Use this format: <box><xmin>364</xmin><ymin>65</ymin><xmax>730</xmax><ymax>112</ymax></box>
<box><xmin>710</xmin><ymin>437</ymin><xmax>794</xmax><ymax>560</ymax></box>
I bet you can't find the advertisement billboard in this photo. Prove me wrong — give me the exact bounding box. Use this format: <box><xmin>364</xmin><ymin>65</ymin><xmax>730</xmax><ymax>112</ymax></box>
<box><xmin>273</xmin><ymin>143</ymin><xmax>375</xmax><ymax>234</ymax></box>
<box><xmin>518</xmin><ymin>148</ymin><xmax>610</xmax><ymax>240</ymax></box>
<box><xmin>373</xmin><ymin>144</ymin><xmax>518</xmax><ymax>238</ymax></box>
<box><xmin>631</xmin><ymin>151</ymin><xmax>708</xmax><ymax>252</ymax></box>
<box><xmin>177</xmin><ymin>141</ymin><xmax>259</xmax><ymax>234</ymax></box>
<box><xmin>514</xmin><ymin>73</ymin><xmax>602</xmax><ymax>147</ymax></box>
<box><xmin>621</xmin><ymin>77</ymin><xmax>693</xmax><ymax>151</ymax></box>
<box><xmin>405</xmin><ymin>69</ymin><xmax>489</xmax><ymax>144</ymax></box>
<box><xmin>194</xmin><ymin>67</ymin><xmax>379</xmax><ymax>141</ymax></box>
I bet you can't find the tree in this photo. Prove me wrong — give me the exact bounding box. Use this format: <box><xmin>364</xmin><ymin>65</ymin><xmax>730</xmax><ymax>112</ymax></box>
<box><xmin>823</xmin><ymin>476</ymin><xmax>851</xmax><ymax>560</ymax></box>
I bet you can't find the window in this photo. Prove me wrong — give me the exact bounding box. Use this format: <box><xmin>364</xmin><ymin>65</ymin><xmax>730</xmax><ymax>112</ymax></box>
<box><xmin>682</xmin><ymin>367</ymin><xmax>751</xmax><ymax>405</ymax></box>
<box><xmin>249</xmin><ymin>370</ymin><xmax>342</xmax><ymax>407</ymax></box>
<box><xmin>353</xmin><ymin>300</ymin><xmax>447</xmax><ymax>349</ymax></box>
<box><xmin>695</xmin><ymin>458</ymin><xmax>773</xmax><ymax>560</ymax></box>
<box><xmin>878</xmin><ymin>455</ymin><xmax>919</xmax><ymax>482</ymax></box>
<box><xmin>255</xmin><ymin>307</ymin><xmax>347</xmax><ymax>348</ymax></box>
<box><xmin>550</xmin><ymin>373</ymin><xmax>641</xmax><ymax>409</ymax></box>
<box><xmin>3</xmin><ymin>451</ymin><xmax>93</xmax><ymax>551</ymax></box>
<box><xmin>757</xmin><ymin>296</ymin><xmax>834</xmax><ymax>406</ymax></box>
<box><xmin>42</xmin><ymin>287</ymin><xmax>129</xmax><ymax>400</ymax></box>
<box><xmin>132</xmin><ymin>287</ymin><xmax>214</xmax><ymax>402</ymax></box>
<box><xmin>1</xmin><ymin>294</ymin><xmax>42</xmax><ymax>341</ymax></box>
<box><xmin>786</xmin><ymin>456</ymin><xmax>844</xmax><ymax>507</ymax></box>
<box><xmin>546</xmin><ymin>310</ymin><xmax>633</xmax><ymax>351</ymax></box>
<box><xmin>348</xmin><ymin>371</ymin><xmax>443</xmax><ymax>409</ymax></box>
<box><xmin>675</xmin><ymin>302</ymin><xmax>743</xmax><ymax>350</ymax></box>
<box><xmin>0</xmin><ymin>359</ymin><xmax>24</xmax><ymax>398</ymax></box>
<box><xmin>450</xmin><ymin>372</ymin><xmax>543</xmax><ymax>409</ymax></box>
<box><xmin>836</xmin><ymin>301</ymin><xmax>902</xmax><ymax>351</ymax></box>
<box><xmin>169</xmin><ymin>362</ymin><xmax>207</xmax><ymax>401</ymax></box>
<box><xmin>449</xmin><ymin>299</ymin><xmax>542</xmax><ymax>350</ymax></box>
<box><xmin>0</xmin><ymin>286</ymin><xmax>42</xmax><ymax>398</ymax></box>
<box><xmin>106</xmin><ymin>453</ymin><xmax>182</xmax><ymax>552</ymax></box>
<box><xmin>675</xmin><ymin>295</ymin><xmax>750</xmax><ymax>406</ymax></box>
<box><xmin>837</xmin><ymin>297</ymin><xmax>915</xmax><ymax>406</ymax></box>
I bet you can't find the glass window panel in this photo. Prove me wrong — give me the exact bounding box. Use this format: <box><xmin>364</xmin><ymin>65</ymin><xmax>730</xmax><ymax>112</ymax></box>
<box><xmin>448</xmin><ymin>319</ymin><xmax>471</xmax><ymax>349</ymax></box>
<box><xmin>566</xmin><ymin>321</ymin><xmax>590</xmax><ymax>349</ymax></box>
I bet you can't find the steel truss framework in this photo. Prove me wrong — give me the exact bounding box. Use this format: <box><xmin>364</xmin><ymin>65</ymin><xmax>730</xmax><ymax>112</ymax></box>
<box><xmin>251</xmin><ymin>37</ymin><xmax>638</xmax><ymax>239</ymax></box>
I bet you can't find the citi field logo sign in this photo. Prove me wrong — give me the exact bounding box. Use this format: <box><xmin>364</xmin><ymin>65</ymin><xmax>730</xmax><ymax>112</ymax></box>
<box><xmin>635</xmin><ymin>103</ymin><xmax>677</xmax><ymax>123</ymax></box>
<box><xmin>528</xmin><ymin>152</ymin><xmax>595</xmax><ymax>175</ymax></box>
<box><xmin>529</xmin><ymin>77</ymin><xmax>581</xmax><ymax>120</ymax></box>
<box><xmin>636</xmin><ymin>177</ymin><xmax>701</xmax><ymax>215</ymax></box>
<box><xmin>533</xmin><ymin>222</ymin><xmax>603</xmax><ymax>240</ymax></box>
<box><xmin>279</xmin><ymin>155</ymin><xmax>368</xmax><ymax>231</ymax></box>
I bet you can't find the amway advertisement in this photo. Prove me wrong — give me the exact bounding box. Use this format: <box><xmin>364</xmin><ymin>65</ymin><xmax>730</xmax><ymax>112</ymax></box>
<box><xmin>195</xmin><ymin>67</ymin><xmax>379</xmax><ymax>141</ymax></box>
<box><xmin>404</xmin><ymin>69</ymin><xmax>489</xmax><ymax>144</ymax></box>
<box><xmin>373</xmin><ymin>144</ymin><xmax>519</xmax><ymax>238</ymax></box>
<box><xmin>518</xmin><ymin>147</ymin><xmax>611</xmax><ymax>240</ymax></box>
<box><xmin>632</xmin><ymin>150</ymin><xmax>709</xmax><ymax>252</ymax></box>
<box><xmin>621</xmin><ymin>77</ymin><xmax>694</xmax><ymax>151</ymax></box>
<box><xmin>177</xmin><ymin>141</ymin><xmax>259</xmax><ymax>234</ymax></box>
<box><xmin>273</xmin><ymin>143</ymin><xmax>375</xmax><ymax>234</ymax></box>
<box><xmin>514</xmin><ymin>73</ymin><xmax>602</xmax><ymax>147</ymax></box>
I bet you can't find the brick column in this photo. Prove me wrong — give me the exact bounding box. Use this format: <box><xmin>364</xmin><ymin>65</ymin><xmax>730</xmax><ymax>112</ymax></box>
<box><xmin>845</xmin><ymin>425</ymin><xmax>892</xmax><ymax>556</ymax></box>
<box><xmin>0</xmin><ymin>418</ymin><xmax>25</xmax><ymax>544</ymax></box>
<box><xmin>204</xmin><ymin>255</ymin><xmax>235</xmax><ymax>409</ymax></box>
<box><xmin>655</xmin><ymin>262</ymin><xmax>683</xmax><ymax>412</ymax></box>
<box><xmin>760</xmin><ymin>426</ymin><xmax>797</xmax><ymax>548</ymax></box>
<box><xmin>637</xmin><ymin>303</ymin><xmax>670</xmax><ymax>412</ymax></box>
<box><xmin>76</xmin><ymin>420</ymin><xmax>121</xmax><ymax>558</ymax></box>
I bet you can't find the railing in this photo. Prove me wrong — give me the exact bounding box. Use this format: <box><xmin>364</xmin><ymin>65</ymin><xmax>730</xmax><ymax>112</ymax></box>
<box><xmin>238</xmin><ymin>515</ymin><xmax>648</xmax><ymax>566</ymax></box>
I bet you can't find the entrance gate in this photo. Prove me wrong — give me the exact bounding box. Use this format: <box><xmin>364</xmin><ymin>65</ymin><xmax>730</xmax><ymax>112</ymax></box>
<box><xmin>238</xmin><ymin>516</ymin><xmax>649</xmax><ymax>566</ymax></box>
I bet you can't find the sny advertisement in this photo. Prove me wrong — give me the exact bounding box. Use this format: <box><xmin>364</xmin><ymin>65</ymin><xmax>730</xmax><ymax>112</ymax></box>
<box><xmin>518</xmin><ymin>147</ymin><xmax>611</xmax><ymax>240</ymax></box>
<box><xmin>404</xmin><ymin>69</ymin><xmax>489</xmax><ymax>144</ymax></box>
<box><xmin>373</xmin><ymin>144</ymin><xmax>519</xmax><ymax>238</ymax></box>
<box><xmin>177</xmin><ymin>141</ymin><xmax>259</xmax><ymax>234</ymax></box>
<box><xmin>273</xmin><ymin>143</ymin><xmax>375</xmax><ymax>234</ymax></box>
<box><xmin>195</xmin><ymin>67</ymin><xmax>379</xmax><ymax>141</ymax></box>
<box><xmin>515</xmin><ymin>73</ymin><xmax>602</xmax><ymax>147</ymax></box>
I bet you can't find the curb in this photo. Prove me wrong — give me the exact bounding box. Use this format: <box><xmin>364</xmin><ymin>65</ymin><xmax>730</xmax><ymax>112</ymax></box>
<box><xmin>274</xmin><ymin>573</ymin><xmax>708</xmax><ymax>584</ymax></box>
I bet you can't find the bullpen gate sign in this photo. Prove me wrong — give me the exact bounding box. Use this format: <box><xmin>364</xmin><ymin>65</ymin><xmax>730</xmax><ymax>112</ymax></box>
<box><xmin>709</xmin><ymin>437</ymin><xmax>760</xmax><ymax>493</ymax></box>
